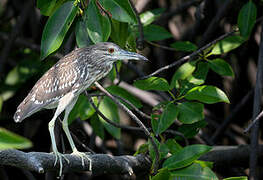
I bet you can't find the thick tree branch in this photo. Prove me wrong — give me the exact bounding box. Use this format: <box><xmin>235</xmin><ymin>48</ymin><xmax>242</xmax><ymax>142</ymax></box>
<box><xmin>2</xmin><ymin>145</ymin><xmax>263</xmax><ymax>176</ymax></box>
<box><xmin>0</xmin><ymin>150</ymin><xmax>151</xmax><ymax>176</ymax></box>
<box><xmin>200</xmin><ymin>145</ymin><xmax>263</xmax><ymax>170</ymax></box>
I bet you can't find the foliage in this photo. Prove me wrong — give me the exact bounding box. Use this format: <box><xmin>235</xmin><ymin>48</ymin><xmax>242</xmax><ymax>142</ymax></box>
<box><xmin>0</xmin><ymin>128</ymin><xmax>32</xmax><ymax>150</ymax></box>
<box><xmin>0</xmin><ymin>0</ymin><xmax>258</xmax><ymax>179</ymax></box>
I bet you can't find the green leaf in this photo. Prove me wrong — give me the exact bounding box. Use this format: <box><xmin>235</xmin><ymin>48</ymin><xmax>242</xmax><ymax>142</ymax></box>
<box><xmin>108</xmin><ymin>61</ymin><xmax>122</xmax><ymax>81</ymax></box>
<box><xmin>98</xmin><ymin>96</ymin><xmax>120</xmax><ymax>139</ymax></box>
<box><xmin>0</xmin><ymin>128</ymin><xmax>32</xmax><ymax>150</ymax></box>
<box><xmin>170</xmin><ymin>163</ymin><xmax>218</xmax><ymax>180</ymax></box>
<box><xmin>90</xmin><ymin>115</ymin><xmax>105</xmax><ymax>139</ymax></box>
<box><xmin>208</xmin><ymin>58</ymin><xmax>234</xmax><ymax>77</ymax></box>
<box><xmin>170</xmin><ymin>61</ymin><xmax>196</xmax><ymax>89</ymax></box>
<box><xmin>173</xmin><ymin>80</ymin><xmax>196</xmax><ymax>97</ymax></box>
<box><xmin>149</xmin><ymin>137</ymin><xmax>160</xmax><ymax>161</ymax></box>
<box><xmin>86</xmin><ymin>0</ymin><xmax>111</xmax><ymax>44</ymax></box>
<box><xmin>152</xmin><ymin>103</ymin><xmax>178</xmax><ymax>135</ymax></box>
<box><xmin>185</xmin><ymin>85</ymin><xmax>230</xmax><ymax>104</ymax></box>
<box><xmin>159</xmin><ymin>143</ymin><xmax>170</xmax><ymax>160</ymax></box>
<box><xmin>223</xmin><ymin>177</ymin><xmax>248</xmax><ymax>180</ymax></box>
<box><xmin>126</xmin><ymin>33</ymin><xmax>137</xmax><ymax>52</ymax></box>
<box><xmin>149</xmin><ymin>138</ymin><xmax>169</xmax><ymax>161</ymax></box>
<box><xmin>1</xmin><ymin>59</ymin><xmax>41</xmax><ymax>101</ymax></box>
<box><xmin>176</xmin><ymin>120</ymin><xmax>207</xmax><ymax>140</ymax></box>
<box><xmin>238</xmin><ymin>1</ymin><xmax>257</xmax><ymax>38</ymax></box>
<box><xmin>37</xmin><ymin>0</ymin><xmax>56</xmax><ymax>16</ymax></box>
<box><xmin>68</xmin><ymin>95</ymin><xmax>96</xmax><ymax>124</ymax></box>
<box><xmin>170</xmin><ymin>41</ymin><xmax>198</xmax><ymax>52</ymax></box>
<box><xmin>195</xmin><ymin>160</ymin><xmax>214</xmax><ymax>169</ymax></box>
<box><xmin>110</xmin><ymin>19</ymin><xmax>129</xmax><ymax>48</ymax></box>
<box><xmin>165</xmin><ymin>139</ymin><xmax>183</xmax><ymax>154</ymax></box>
<box><xmin>151</xmin><ymin>101</ymin><xmax>170</xmax><ymax>133</ymax></box>
<box><xmin>163</xmin><ymin>144</ymin><xmax>212</xmax><ymax>170</ymax></box>
<box><xmin>40</xmin><ymin>1</ymin><xmax>78</xmax><ymax>59</ymax></box>
<box><xmin>140</xmin><ymin>8</ymin><xmax>165</xmax><ymax>26</ymax></box>
<box><xmin>177</xmin><ymin>102</ymin><xmax>204</xmax><ymax>124</ymax></box>
<box><xmin>134</xmin><ymin>77</ymin><xmax>170</xmax><ymax>91</ymax></box>
<box><xmin>211</xmin><ymin>35</ymin><xmax>245</xmax><ymax>55</ymax></box>
<box><xmin>134</xmin><ymin>143</ymin><xmax>148</xmax><ymax>156</ymax></box>
<box><xmin>106</xmin><ymin>85</ymin><xmax>142</xmax><ymax>109</ymax></box>
<box><xmin>152</xmin><ymin>168</ymin><xmax>171</xmax><ymax>180</ymax></box>
<box><xmin>75</xmin><ymin>18</ymin><xmax>93</xmax><ymax>48</ymax></box>
<box><xmin>188</xmin><ymin>62</ymin><xmax>209</xmax><ymax>85</ymax></box>
<box><xmin>37</xmin><ymin>0</ymin><xmax>69</xmax><ymax>16</ymax></box>
<box><xmin>99</xmin><ymin>0</ymin><xmax>137</xmax><ymax>23</ymax></box>
<box><xmin>140</xmin><ymin>24</ymin><xmax>172</xmax><ymax>41</ymax></box>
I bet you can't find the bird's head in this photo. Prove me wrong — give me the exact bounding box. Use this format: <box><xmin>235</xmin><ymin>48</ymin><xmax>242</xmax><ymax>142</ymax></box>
<box><xmin>90</xmin><ymin>42</ymin><xmax>148</xmax><ymax>63</ymax></box>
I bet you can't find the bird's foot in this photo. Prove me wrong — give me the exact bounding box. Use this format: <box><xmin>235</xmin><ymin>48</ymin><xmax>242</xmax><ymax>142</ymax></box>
<box><xmin>52</xmin><ymin>151</ymin><xmax>69</xmax><ymax>177</ymax></box>
<box><xmin>71</xmin><ymin>149</ymin><xmax>92</xmax><ymax>171</ymax></box>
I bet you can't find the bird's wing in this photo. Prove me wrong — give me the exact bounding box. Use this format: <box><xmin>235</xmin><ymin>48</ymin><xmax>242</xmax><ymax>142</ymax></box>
<box><xmin>14</xmin><ymin>50</ymin><xmax>87</xmax><ymax>122</ymax></box>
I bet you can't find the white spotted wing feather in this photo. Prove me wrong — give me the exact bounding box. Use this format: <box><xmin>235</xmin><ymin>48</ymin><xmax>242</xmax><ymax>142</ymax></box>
<box><xmin>14</xmin><ymin>49</ymin><xmax>89</xmax><ymax>122</ymax></box>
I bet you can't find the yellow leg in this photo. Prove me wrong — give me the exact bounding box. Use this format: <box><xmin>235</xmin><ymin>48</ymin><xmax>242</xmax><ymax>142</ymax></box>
<box><xmin>62</xmin><ymin>96</ymin><xmax>92</xmax><ymax>171</ymax></box>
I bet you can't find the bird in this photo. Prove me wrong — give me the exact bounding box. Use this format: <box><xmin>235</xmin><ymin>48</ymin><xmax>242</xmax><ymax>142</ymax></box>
<box><xmin>13</xmin><ymin>42</ymin><xmax>148</xmax><ymax>176</ymax></box>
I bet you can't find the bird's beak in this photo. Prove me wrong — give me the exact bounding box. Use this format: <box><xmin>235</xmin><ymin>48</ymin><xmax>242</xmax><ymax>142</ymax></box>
<box><xmin>118</xmin><ymin>49</ymin><xmax>149</xmax><ymax>61</ymax></box>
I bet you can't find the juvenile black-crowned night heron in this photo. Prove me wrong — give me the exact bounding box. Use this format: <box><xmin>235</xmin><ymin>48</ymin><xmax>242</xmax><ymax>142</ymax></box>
<box><xmin>13</xmin><ymin>42</ymin><xmax>148</xmax><ymax>176</ymax></box>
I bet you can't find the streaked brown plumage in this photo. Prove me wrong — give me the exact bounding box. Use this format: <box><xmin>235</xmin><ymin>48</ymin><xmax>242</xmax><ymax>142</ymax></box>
<box><xmin>13</xmin><ymin>42</ymin><xmax>148</xmax><ymax>176</ymax></box>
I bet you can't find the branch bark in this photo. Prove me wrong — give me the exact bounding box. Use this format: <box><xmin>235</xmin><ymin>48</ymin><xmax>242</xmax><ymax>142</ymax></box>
<box><xmin>0</xmin><ymin>150</ymin><xmax>151</xmax><ymax>176</ymax></box>
<box><xmin>1</xmin><ymin>145</ymin><xmax>263</xmax><ymax>176</ymax></box>
<box><xmin>200</xmin><ymin>145</ymin><xmax>263</xmax><ymax>170</ymax></box>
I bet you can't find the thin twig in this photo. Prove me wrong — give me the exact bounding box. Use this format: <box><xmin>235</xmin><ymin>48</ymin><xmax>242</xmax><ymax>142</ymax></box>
<box><xmin>86</xmin><ymin>91</ymin><xmax>145</xmax><ymax>131</ymax></box>
<box><xmin>165</xmin><ymin>130</ymin><xmax>189</xmax><ymax>146</ymax></box>
<box><xmin>244</xmin><ymin>110</ymin><xmax>263</xmax><ymax>133</ymax></box>
<box><xmin>88</xmin><ymin>93</ymin><xmax>188</xmax><ymax>145</ymax></box>
<box><xmin>128</xmin><ymin>0</ymin><xmax>144</xmax><ymax>50</ymax></box>
<box><xmin>146</xmin><ymin>41</ymin><xmax>176</xmax><ymax>51</ymax></box>
<box><xmin>71</xmin><ymin>132</ymin><xmax>95</xmax><ymax>154</ymax></box>
<box><xmin>210</xmin><ymin>90</ymin><xmax>253</xmax><ymax>143</ymax></box>
<box><xmin>199</xmin><ymin>0</ymin><xmax>234</xmax><ymax>46</ymax></box>
<box><xmin>248</xmin><ymin>22</ymin><xmax>263</xmax><ymax>180</ymax></box>
<box><xmin>94</xmin><ymin>82</ymin><xmax>159</xmax><ymax>174</ymax></box>
<box><xmin>138</xmin><ymin>30</ymin><xmax>236</xmax><ymax>80</ymax></box>
<box><xmin>112</xmin><ymin>94</ymin><xmax>151</xmax><ymax>120</ymax></box>
<box><xmin>155</xmin><ymin>0</ymin><xmax>203</xmax><ymax>23</ymax></box>
<box><xmin>89</xmin><ymin>93</ymin><xmax>151</xmax><ymax>120</ymax></box>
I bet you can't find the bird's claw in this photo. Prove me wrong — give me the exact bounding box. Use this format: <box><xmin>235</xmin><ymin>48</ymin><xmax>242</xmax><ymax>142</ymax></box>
<box><xmin>71</xmin><ymin>150</ymin><xmax>92</xmax><ymax>171</ymax></box>
<box><xmin>52</xmin><ymin>151</ymin><xmax>69</xmax><ymax>177</ymax></box>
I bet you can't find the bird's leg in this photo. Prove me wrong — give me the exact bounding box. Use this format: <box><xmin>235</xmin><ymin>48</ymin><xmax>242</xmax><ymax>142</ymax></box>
<box><xmin>48</xmin><ymin>115</ymin><xmax>69</xmax><ymax>176</ymax></box>
<box><xmin>48</xmin><ymin>92</ymin><xmax>77</xmax><ymax>176</ymax></box>
<box><xmin>62</xmin><ymin>96</ymin><xmax>92</xmax><ymax>171</ymax></box>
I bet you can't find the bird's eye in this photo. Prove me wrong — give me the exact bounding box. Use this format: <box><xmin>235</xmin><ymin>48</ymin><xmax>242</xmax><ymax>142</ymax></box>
<box><xmin>108</xmin><ymin>48</ymin><xmax>115</xmax><ymax>54</ymax></box>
